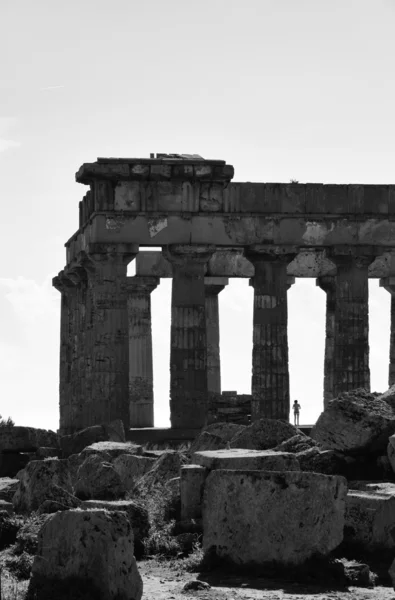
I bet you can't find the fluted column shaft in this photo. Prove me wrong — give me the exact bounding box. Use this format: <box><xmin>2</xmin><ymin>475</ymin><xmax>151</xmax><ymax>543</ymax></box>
<box><xmin>84</xmin><ymin>244</ymin><xmax>137</xmax><ymax>430</ymax></box>
<box><xmin>126</xmin><ymin>276</ymin><xmax>159</xmax><ymax>428</ymax></box>
<box><xmin>246</xmin><ymin>248</ymin><xmax>296</xmax><ymax>421</ymax></box>
<box><xmin>53</xmin><ymin>271</ymin><xmax>78</xmax><ymax>434</ymax></box>
<box><xmin>316</xmin><ymin>276</ymin><xmax>336</xmax><ymax>408</ymax></box>
<box><xmin>329</xmin><ymin>254</ymin><xmax>370</xmax><ymax>397</ymax></box>
<box><xmin>205</xmin><ymin>277</ymin><xmax>228</xmax><ymax>396</ymax></box>
<box><xmin>380</xmin><ymin>277</ymin><xmax>395</xmax><ymax>387</ymax></box>
<box><xmin>163</xmin><ymin>244</ymin><xmax>215</xmax><ymax>429</ymax></box>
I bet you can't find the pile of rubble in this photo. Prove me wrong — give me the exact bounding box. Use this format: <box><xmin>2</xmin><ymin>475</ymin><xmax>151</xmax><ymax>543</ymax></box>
<box><xmin>3</xmin><ymin>386</ymin><xmax>395</xmax><ymax>597</ymax></box>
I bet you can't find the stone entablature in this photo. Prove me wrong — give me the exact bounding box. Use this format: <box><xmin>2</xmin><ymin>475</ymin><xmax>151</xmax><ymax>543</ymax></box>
<box><xmin>53</xmin><ymin>155</ymin><xmax>395</xmax><ymax>436</ymax></box>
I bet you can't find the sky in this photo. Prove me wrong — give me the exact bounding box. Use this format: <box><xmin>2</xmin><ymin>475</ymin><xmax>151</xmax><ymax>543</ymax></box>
<box><xmin>0</xmin><ymin>0</ymin><xmax>394</xmax><ymax>431</ymax></box>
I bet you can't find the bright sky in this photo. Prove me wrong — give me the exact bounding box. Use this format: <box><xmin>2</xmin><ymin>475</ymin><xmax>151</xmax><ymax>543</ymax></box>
<box><xmin>1</xmin><ymin>0</ymin><xmax>394</xmax><ymax>431</ymax></box>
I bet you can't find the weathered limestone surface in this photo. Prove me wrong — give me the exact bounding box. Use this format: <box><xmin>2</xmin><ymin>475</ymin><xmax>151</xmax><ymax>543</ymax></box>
<box><xmin>60</xmin><ymin>420</ymin><xmax>126</xmax><ymax>457</ymax></box>
<box><xmin>386</xmin><ymin>433</ymin><xmax>395</xmax><ymax>472</ymax></box>
<box><xmin>80</xmin><ymin>499</ymin><xmax>150</xmax><ymax>559</ymax></box>
<box><xmin>83</xmin><ymin>244</ymin><xmax>137</xmax><ymax>431</ymax></box>
<box><xmin>180</xmin><ymin>465</ymin><xmax>208</xmax><ymax>521</ymax></box>
<box><xmin>13</xmin><ymin>459</ymin><xmax>74</xmax><ymax>513</ymax></box>
<box><xmin>28</xmin><ymin>509</ymin><xmax>143</xmax><ymax>600</ymax></box>
<box><xmin>75</xmin><ymin>454</ymin><xmax>125</xmax><ymax>500</ymax></box>
<box><xmin>127</xmin><ymin>276</ymin><xmax>159</xmax><ymax>428</ymax></box>
<box><xmin>112</xmin><ymin>454</ymin><xmax>157</xmax><ymax>490</ymax></box>
<box><xmin>202</xmin><ymin>469</ymin><xmax>347</xmax><ymax>566</ymax></box>
<box><xmin>246</xmin><ymin>247</ymin><xmax>296</xmax><ymax>420</ymax></box>
<box><xmin>311</xmin><ymin>389</ymin><xmax>395</xmax><ymax>454</ymax></box>
<box><xmin>192</xmin><ymin>448</ymin><xmax>300</xmax><ymax>471</ymax></box>
<box><xmin>204</xmin><ymin>277</ymin><xmax>228</xmax><ymax>397</ymax></box>
<box><xmin>0</xmin><ymin>427</ymin><xmax>58</xmax><ymax>453</ymax></box>
<box><xmin>0</xmin><ymin>478</ymin><xmax>19</xmax><ymax>501</ymax></box>
<box><xmin>345</xmin><ymin>489</ymin><xmax>395</xmax><ymax>550</ymax></box>
<box><xmin>229</xmin><ymin>418</ymin><xmax>301</xmax><ymax>451</ymax></box>
<box><xmin>163</xmin><ymin>244</ymin><xmax>215</xmax><ymax>429</ymax></box>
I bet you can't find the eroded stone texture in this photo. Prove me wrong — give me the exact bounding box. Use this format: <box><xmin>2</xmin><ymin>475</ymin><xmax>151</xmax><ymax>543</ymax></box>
<box><xmin>126</xmin><ymin>276</ymin><xmax>159</xmax><ymax>428</ymax></box>
<box><xmin>83</xmin><ymin>243</ymin><xmax>137</xmax><ymax>431</ymax></box>
<box><xmin>28</xmin><ymin>509</ymin><xmax>143</xmax><ymax>600</ymax></box>
<box><xmin>246</xmin><ymin>246</ymin><xmax>296</xmax><ymax>421</ymax></box>
<box><xmin>163</xmin><ymin>244</ymin><xmax>215</xmax><ymax>429</ymax></box>
<box><xmin>204</xmin><ymin>277</ymin><xmax>228</xmax><ymax>398</ymax></box>
<box><xmin>192</xmin><ymin>448</ymin><xmax>300</xmax><ymax>471</ymax></box>
<box><xmin>329</xmin><ymin>251</ymin><xmax>372</xmax><ymax>397</ymax></box>
<box><xmin>380</xmin><ymin>277</ymin><xmax>395</xmax><ymax>387</ymax></box>
<box><xmin>202</xmin><ymin>469</ymin><xmax>347</xmax><ymax>566</ymax></box>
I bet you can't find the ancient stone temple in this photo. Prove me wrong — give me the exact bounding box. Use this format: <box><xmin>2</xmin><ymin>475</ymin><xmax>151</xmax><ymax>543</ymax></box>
<box><xmin>53</xmin><ymin>154</ymin><xmax>395</xmax><ymax>436</ymax></box>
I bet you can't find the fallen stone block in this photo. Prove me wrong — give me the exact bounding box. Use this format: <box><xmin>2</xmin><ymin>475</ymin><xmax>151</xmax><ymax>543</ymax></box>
<box><xmin>113</xmin><ymin>454</ymin><xmax>156</xmax><ymax>490</ymax></box>
<box><xmin>203</xmin><ymin>469</ymin><xmax>347</xmax><ymax>566</ymax></box>
<box><xmin>344</xmin><ymin>489</ymin><xmax>395</xmax><ymax>550</ymax></box>
<box><xmin>60</xmin><ymin>420</ymin><xmax>126</xmax><ymax>458</ymax></box>
<box><xmin>192</xmin><ymin>449</ymin><xmax>300</xmax><ymax>471</ymax></box>
<box><xmin>180</xmin><ymin>465</ymin><xmax>208</xmax><ymax>521</ymax></box>
<box><xmin>229</xmin><ymin>418</ymin><xmax>302</xmax><ymax>451</ymax></box>
<box><xmin>189</xmin><ymin>432</ymin><xmax>226</xmax><ymax>455</ymax></box>
<box><xmin>0</xmin><ymin>426</ymin><xmax>59</xmax><ymax>453</ymax></box>
<box><xmin>133</xmin><ymin>451</ymin><xmax>188</xmax><ymax>496</ymax></box>
<box><xmin>0</xmin><ymin>499</ymin><xmax>13</xmax><ymax>515</ymax></box>
<box><xmin>311</xmin><ymin>389</ymin><xmax>395</xmax><ymax>454</ymax></box>
<box><xmin>81</xmin><ymin>499</ymin><xmax>150</xmax><ymax>559</ymax></box>
<box><xmin>0</xmin><ymin>477</ymin><xmax>19</xmax><ymax>501</ymax></box>
<box><xmin>273</xmin><ymin>434</ymin><xmax>318</xmax><ymax>454</ymax></box>
<box><xmin>203</xmin><ymin>422</ymin><xmax>246</xmax><ymax>442</ymax></box>
<box><xmin>27</xmin><ymin>509</ymin><xmax>143</xmax><ymax>600</ymax></box>
<box><xmin>13</xmin><ymin>458</ymin><xmax>73</xmax><ymax>513</ymax></box>
<box><xmin>35</xmin><ymin>447</ymin><xmax>60</xmax><ymax>459</ymax></box>
<box><xmin>81</xmin><ymin>441</ymin><xmax>143</xmax><ymax>460</ymax></box>
<box><xmin>75</xmin><ymin>454</ymin><xmax>125</xmax><ymax>500</ymax></box>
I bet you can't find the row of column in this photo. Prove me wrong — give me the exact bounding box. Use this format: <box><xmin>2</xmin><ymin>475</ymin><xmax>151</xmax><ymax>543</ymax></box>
<box><xmin>54</xmin><ymin>243</ymin><xmax>395</xmax><ymax>435</ymax></box>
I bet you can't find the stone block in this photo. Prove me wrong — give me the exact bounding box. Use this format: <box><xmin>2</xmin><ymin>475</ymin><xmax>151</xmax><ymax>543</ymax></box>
<box><xmin>74</xmin><ymin>454</ymin><xmax>125</xmax><ymax>501</ymax></box>
<box><xmin>0</xmin><ymin>426</ymin><xmax>58</xmax><ymax>452</ymax></box>
<box><xmin>192</xmin><ymin>449</ymin><xmax>300</xmax><ymax>471</ymax></box>
<box><xmin>202</xmin><ymin>469</ymin><xmax>347</xmax><ymax>566</ymax></box>
<box><xmin>229</xmin><ymin>418</ymin><xmax>301</xmax><ymax>451</ymax></box>
<box><xmin>81</xmin><ymin>441</ymin><xmax>143</xmax><ymax>461</ymax></box>
<box><xmin>13</xmin><ymin>458</ymin><xmax>73</xmax><ymax>514</ymax></box>
<box><xmin>28</xmin><ymin>509</ymin><xmax>143</xmax><ymax>600</ymax></box>
<box><xmin>60</xmin><ymin>420</ymin><xmax>126</xmax><ymax>457</ymax></box>
<box><xmin>112</xmin><ymin>454</ymin><xmax>156</xmax><ymax>490</ymax></box>
<box><xmin>0</xmin><ymin>477</ymin><xmax>19</xmax><ymax>501</ymax></box>
<box><xmin>81</xmin><ymin>499</ymin><xmax>150</xmax><ymax>559</ymax></box>
<box><xmin>180</xmin><ymin>465</ymin><xmax>208</xmax><ymax>521</ymax></box>
<box><xmin>311</xmin><ymin>390</ymin><xmax>395</xmax><ymax>455</ymax></box>
<box><xmin>0</xmin><ymin>499</ymin><xmax>13</xmax><ymax>515</ymax></box>
<box><xmin>345</xmin><ymin>488</ymin><xmax>395</xmax><ymax>550</ymax></box>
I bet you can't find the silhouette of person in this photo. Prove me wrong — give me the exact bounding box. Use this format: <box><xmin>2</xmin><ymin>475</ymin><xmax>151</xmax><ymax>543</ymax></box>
<box><xmin>293</xmin><ymin>400</ymin><xmax>301</xmax><ymax>426</ymax></box>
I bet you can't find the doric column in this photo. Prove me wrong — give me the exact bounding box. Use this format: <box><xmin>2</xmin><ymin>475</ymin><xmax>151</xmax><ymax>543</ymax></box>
<box><xmin>316</xmin><ymin>275</ymin><xmax>336</xmax><ymax>408</ymax></box>
<box><xmin>52</xmin><ymin>271</ymin><xmax>78</xmax><ymax>434</ymax></box>
<box><xmin>163</xmin><ymin>244</ymin><xmax>215</xmax><ymax>429</ymax></box>
<box><xmin>327</xmin><ymin>252</ymin><xmax>371</xmax><ymax>397</ymax></box>
<box><xmin>246</xmin><ymin>246</ymin><xmax>297</xmax><ymax>422</ymax></box>
<box><xmin>84</xmin><ymin>243</ymin><xmax>138</xmax><ymax>430</ymax></box>
<box><xmin>204</xmin><ymin>277</ymin><xmax>228</xmax><ymax>396</ymax></box>
<box><xmin>380</xmin><ymin>276</ymin><xmax>395</xmax><ymax>387</ymax></box>
<box><xmin>126</xmin><ymin>276</ymin><xmax>160</xmax><ymax>428</ymax></box>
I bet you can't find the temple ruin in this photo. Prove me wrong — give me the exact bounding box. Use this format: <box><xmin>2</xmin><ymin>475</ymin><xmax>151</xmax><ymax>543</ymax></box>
<box><xmin>53</xmin><ymin>154</ymin><xmax>395</xmax><ymax>437</ymax></box>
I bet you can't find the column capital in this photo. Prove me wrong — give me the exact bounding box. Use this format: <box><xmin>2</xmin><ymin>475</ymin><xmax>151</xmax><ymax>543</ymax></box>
<box><xmin>204</xmin><ymin>277</ymin><xmax>229</xmax><ymax>296</ymax></box>
<box><xmin>245</xmin><ymin>245</ymin><xmax>298</xmax><ymax>265</ymax></box>
<box><xmin>126</xmin><ymin>276</ymin><xmax>160</xmax><ymax>295</ymax></box>
<box><xmin>316</xmin><ymin>275</ymin><xmax>336</xmax><ymax>293</ymax></box>
<box><xmin>380</xmin><ymin>276</ymin><xmax>395</xmax><ymax>295</ymax></box>
<box><xmin>163</xmin><ymin>244</ymin><xmax>216</xmax><ymax>268</ymax></box>
<box><xmin>328</xmin><ymin>246</ymin><xmax>380</xmax><ymax>270</ymax></box>
<box><xmin>52</xmin><ymin>270</ymin><xmax>77</xmax><ymax>293</ymax></box>
<box><xmin>84</xmin><ymin>243</ymin><xmax>138</xmax><ymax>269</ymax></box>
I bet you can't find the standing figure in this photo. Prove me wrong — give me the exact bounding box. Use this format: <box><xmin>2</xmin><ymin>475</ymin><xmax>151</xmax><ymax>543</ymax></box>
<box><xmin>293</xmin><ymin>400</ymin><xmax>301</xmax><ymax>426</ymax></box>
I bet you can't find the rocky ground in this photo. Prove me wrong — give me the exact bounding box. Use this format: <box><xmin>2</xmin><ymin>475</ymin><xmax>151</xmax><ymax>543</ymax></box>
<box><xmin>141</xmin><ymin>560</ymin><xmax>395</xmax><ymax>600</ymax></box>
